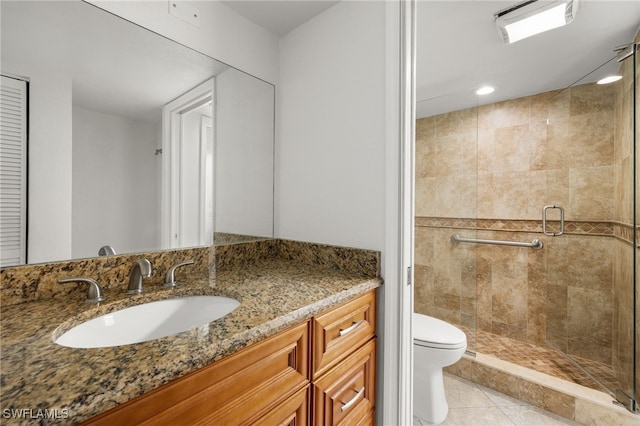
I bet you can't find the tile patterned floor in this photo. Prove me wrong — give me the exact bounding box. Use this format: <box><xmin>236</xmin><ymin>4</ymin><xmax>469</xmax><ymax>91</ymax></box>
<box><xmin>462</xmin><ymin>327</ymin><xmax>619</xmax><ymax>393</ymax></box>
<box><xmin>413</xmin><ymin>373</ymin><xmax>581</xmax><ymax>426</ymax></box>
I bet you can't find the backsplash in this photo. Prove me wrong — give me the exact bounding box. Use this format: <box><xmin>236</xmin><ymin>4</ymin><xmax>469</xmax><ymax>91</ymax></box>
<box><xmin>0</xmin><ymin>239</ymin><xmax>380</xmax><ymax>308</ymax></box>
<box><xmin>214</xmin><ymin>239</ymin><xmax>380</xmax><ymax>278</ymax></box>
<box><xmin>0</xmin><ymin>247</ymin><xmax>211</xmax><ymax>307</ymax></box>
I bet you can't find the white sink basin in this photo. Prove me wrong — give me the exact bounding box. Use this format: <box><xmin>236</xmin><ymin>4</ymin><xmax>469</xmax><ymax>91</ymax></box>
<box><xmin>54</xmin><ymin>296</ymin><xmax>240</xmax><ymax>348</ymax></box>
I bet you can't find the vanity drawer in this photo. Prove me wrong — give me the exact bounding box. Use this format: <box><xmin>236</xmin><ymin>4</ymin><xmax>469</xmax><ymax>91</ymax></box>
<box><xmin>312</xmin><ymin>290</ymin><xmax>376</xmax><ymax>379</ymax></box>
<box><xmin>83</xmin><ymin>321</ymin><xmax>310</xmax><ymax>426</ymax></box>
<box><xmin>312</xmin><ymin>338</ymin><xmax>376</xmax><ymax>426</ymax></box>
<box><xmin>250</xmin><ymin>385</ymin><xmax>309</xmax><ymax>426</ymax></box>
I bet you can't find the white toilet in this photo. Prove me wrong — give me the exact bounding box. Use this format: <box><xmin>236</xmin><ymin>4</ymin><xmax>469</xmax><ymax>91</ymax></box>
<box><xmin>413</xmin><ymin>313</ymin><xmax>467</xmax><ymax>424</ymax></box>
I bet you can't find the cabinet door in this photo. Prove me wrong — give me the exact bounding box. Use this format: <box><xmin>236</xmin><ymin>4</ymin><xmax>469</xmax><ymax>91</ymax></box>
<box><xmin>313</xmin><ymin>339</ymin><xmax>376</xmax><ymax>426</ymax></box>
<box><xmin>312</xmin><ymin>291</ymin><xmax>376</xmax><ymax>379</ymax></box>
<box><xmin>83</xmin><ymin>321</ymin><xmax>310</xmax><ymax>426</ymax></box>
<box><xmin>251</xmin><ymin>385</ymin><xmax>309</xmax><ymax>426</ymax></box>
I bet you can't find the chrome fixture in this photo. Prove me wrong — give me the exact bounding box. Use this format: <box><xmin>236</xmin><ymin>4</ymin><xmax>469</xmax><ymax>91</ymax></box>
<box><xmin>58</xmin><ymin>277</ymin><xmax>106</xmax><ymax>303</ymax></box>
<box><xmin>615</xmin><ymin>42</ymin><xmax>638</xmax><ymax>63</ymax></box>
<box><xmin>542</xmin><ymin>205</ymin><xmax>565</xmax><ymax>236</ymax></box>
<box><xmin>451</xmin><ymin>234</ymin><xmax>543</xmax><ymax>250</ymax></box>
<box><xmin>616</xmin><ymin>389</ymin><xmax>638</xmax><ymax>413</ymax></box>
<box><xmin>341</xmin><ymin>387</ymin><xmax>365</xmax><ymax>412</ymax></box>
<box><xmin>127</xmin><ymin>259</ymin><xmax>152</xmax><ymax>294</ymax></box>
<box><xmin>98</xmin><ymin>245</ymin><xmax>116</xmax><ymax>256</ymax></box>
<box><xmin>494</xmin><ymin>0</ymin><xmax>579</xmax><ymax>44</ymax></box>
<box><xmin>163</xmin><ymin>260</ymin><xmax>195</xmax><ymax>288</ymax></box>
<box><xmin>339</xmin><ymin>320</ymin><xmax>364</xmax><ymax>337</ymax></box>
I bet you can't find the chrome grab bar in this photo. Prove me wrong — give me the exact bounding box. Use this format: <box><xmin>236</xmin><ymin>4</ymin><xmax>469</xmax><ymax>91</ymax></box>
<box><xmin>451</xmin><ymin>234</ymin><xmax>543</xmax><ymax>250</ymax></box>
<box><xmin>542</xmin><ymin>205</ymin><xmax>564</xmax><ymax>236</ymax></box>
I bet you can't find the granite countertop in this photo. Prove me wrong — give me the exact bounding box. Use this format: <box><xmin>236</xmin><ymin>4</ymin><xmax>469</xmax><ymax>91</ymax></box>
<box><xmin>1</xmin><ymin>257</ymin><xmax>381</xmax><ymax>425</ymax></box>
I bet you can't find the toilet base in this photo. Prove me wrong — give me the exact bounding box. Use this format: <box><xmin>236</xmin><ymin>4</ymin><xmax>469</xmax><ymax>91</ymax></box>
<box><xmin>413</xmin><ymin>314</ymin><xmax>467</xmax><ymax>425</ymax></box>
<box><xmin>414</xmin><ymin>364</ymin><xmax>448</xmax><ymax>424</ymax></box>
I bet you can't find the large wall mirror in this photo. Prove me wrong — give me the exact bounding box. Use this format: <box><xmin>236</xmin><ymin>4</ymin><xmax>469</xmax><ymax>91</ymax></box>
<box><xmin>0</xmin><ymin>0</ymin><xmax>275</xmax><ymax>266</ymax></box>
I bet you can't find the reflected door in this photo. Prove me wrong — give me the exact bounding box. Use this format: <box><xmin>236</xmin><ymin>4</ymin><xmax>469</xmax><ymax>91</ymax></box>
<box><xmin>161</xmin><ymin>79</ymin><xmax>214</xmax><ymax>249</ymax></box>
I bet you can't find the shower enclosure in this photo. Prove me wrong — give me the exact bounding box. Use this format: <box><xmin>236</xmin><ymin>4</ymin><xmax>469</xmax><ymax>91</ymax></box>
<box><xmin>413</xmin><ymin>42</ymin><xmax>638</xmax><ymax>411</ymax></box>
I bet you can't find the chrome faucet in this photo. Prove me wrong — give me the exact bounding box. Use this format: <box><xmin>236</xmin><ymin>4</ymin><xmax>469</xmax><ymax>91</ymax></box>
<box><xmin>164</xmin><ymin>260</ymin><xmax>195</xmax><ymax>288</ymax></box>
<box><xmin>127</xmin><ymin>259</ymin><xmax>152</xmax><ymax>294</ymax></box>
<box><xmin>98</xmin><ymin>245</ymin><xmax>116</xmax><ymax>256</ymax></box>
<box><xmin>58</xmin><ymin>278</ymin><xmax>106</xmax><ymax>303</ymax></box>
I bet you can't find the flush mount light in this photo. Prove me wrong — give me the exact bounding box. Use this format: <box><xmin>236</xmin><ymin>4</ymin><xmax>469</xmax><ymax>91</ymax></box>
<box><xmin>495</xmin><ymin>0</ymin><xmax>579</xmax><ymax>44</ymax></box>
<box><xmin>476</xmin><ymin>86</ymin><xmax>495</xmax><ymax>95</ymax></box>
<box><xmin>597</xmin><ymin>75</ymin><xmax>622</xmax><ymax>85</ymax></box>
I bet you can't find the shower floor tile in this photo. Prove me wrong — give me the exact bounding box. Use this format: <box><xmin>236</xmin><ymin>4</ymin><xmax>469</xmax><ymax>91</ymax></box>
<box><xmin>464</xmin><ymin>328</ymin><xmax>620</xmax><ymax>393</ymax></box>
<box><xmin>413</xmin><ymin>374</ymin><xmax>580</xmax><ymax>426</ymax></box>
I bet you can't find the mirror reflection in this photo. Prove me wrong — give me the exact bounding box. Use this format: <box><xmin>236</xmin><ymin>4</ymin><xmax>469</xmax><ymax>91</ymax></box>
<box><xmin>0</xmin><ymin>0</ymin><xmax>275</xmax><ymax>266</ymax></box>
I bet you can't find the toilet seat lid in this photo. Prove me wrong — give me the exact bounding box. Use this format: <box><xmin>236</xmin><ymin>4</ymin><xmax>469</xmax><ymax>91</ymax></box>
<box><xmin>413</xmin><ymin>313</ymin><xmax>467</xmax><ymax>348</ymax></box>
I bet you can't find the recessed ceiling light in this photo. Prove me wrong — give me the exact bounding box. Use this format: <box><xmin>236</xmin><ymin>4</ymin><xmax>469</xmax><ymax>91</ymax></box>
<box><xmin>476</xmin><ymin>86</ymin><xmax>495</xmax><ymax>95</ymax></box>
<box><xmin>597</xmin><ymin>75</ymin><xmax>622</xmax><ymax>85</ymax></box>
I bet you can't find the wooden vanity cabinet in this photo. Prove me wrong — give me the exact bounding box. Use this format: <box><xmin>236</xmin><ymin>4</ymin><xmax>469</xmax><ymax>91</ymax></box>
<box><xmin>83</xmin><ymin>321</ymin><xmax>310</xmax><ymax>426</ymax></box>
<box><xmin>311</xmin><ymin>290</ymin><xmax>376</xmax><ymax>380</ymax></box>
<box><xmin>82</xmin><ymin>289</ymin><xmax>377</xmax><ymax>426</ymax></box>
<box><xmin>311</xmin><ymin>291</ymin><xmax>376</xmax><ymax>425</ymax></box>
<box><xmin>312</xmin><ymin>339</ymin><xmax>376</xmax><ymax>425</ymax></box>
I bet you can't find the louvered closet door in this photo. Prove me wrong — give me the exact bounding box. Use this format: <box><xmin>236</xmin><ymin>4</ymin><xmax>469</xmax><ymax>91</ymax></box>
<box><xmin>0</xmin><ymin>75</ymin><xmax>27</xmax><ymax>267</ymax></box>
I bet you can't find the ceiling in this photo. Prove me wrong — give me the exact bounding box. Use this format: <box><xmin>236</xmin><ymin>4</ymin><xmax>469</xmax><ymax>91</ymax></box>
<box><xmin>222</xmin><ymin>0</ymin><xmax>339</xmax><ymax>37</ymax></box>
<box><xmin>2</xmin><ymin>1</ymin><xmax>228</xmax><ymax>123</ymax></box>
<box><xmin>416</xmin><ymin>0</ymin><xmax>640</xmax><ymax>117</ymax></box>
<box><xmin>223</xmin><ymin>0</ymin><xmax>639</xmax><ymax>117</ymax></box>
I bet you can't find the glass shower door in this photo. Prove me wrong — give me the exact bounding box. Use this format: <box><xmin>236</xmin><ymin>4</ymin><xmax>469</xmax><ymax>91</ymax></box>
<box><xmin>545</xmin><ymin>44</ymin><xmax>637</xmax><ymax>409</ymax></box>
<box><xmin>414</xmin><ymin>39</ymin><xmax>638</xmax><ymax>414</ymax></box>
<box><xmin>414</xmin><ymin>90</ymin><xmax>479</xmax><ymax>353</ymax></box>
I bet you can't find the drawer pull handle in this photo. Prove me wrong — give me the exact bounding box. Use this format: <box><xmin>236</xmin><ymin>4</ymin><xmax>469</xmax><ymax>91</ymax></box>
<box><xmin>341</xmin><ymin>387</ymin><xmax>365</xmax><ymax>412</ymax></box>
<box><xmin>339</xmin><ymin>320</ymin><xmax>363</xmax><ymax>337</ymax></box>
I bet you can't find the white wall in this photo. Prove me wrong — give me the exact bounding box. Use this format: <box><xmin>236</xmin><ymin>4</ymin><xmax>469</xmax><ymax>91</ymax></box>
<box><xmin>215</xmin><ymin>68</ymin><xmax>275</xmax><ymax>237</ymax></box>
<box><xmin>275</xmin><ymin>1</ymin><xmax>387</xmax><ymax>251</ymax></box>
<box><xmin>72</xmin><ymin>107</ymin><xmax>159</xmax><ymax>258</ymax></box>
<box><xmin>27</xmin><ymin>73</ymin><xmax>73</xmax><ymax>263</ymax></box>
<box><xmin>3</xmin><ymin>28</ymin><xmax>75</xmax><ymax>263</ymax></box>
<box><xmin>87</xmin><ymin>0</ymin><xmax>279</xmax><ymax>85</ymax></box>
<box><xmin>276</xmin><ymin>3</ymin><xmax>410</xmax><ymax>423</ymax></box>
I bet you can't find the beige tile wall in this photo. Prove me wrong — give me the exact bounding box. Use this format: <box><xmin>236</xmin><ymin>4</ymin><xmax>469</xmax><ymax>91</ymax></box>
<box><xmin>415</xmin><ymin>82</ymin><xmax>624</xmax><ymax>372</ymax></box>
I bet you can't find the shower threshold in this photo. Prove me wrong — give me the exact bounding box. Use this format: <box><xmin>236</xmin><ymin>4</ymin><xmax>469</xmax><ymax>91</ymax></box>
<box><xmin>463</xmin><ymin>328</ymin><xmax>620</xmax><ymax>393</ymax></box>
<box><xmin>445</xmin><ymin>328</ymin><xmax>639</xmax><ymax>423</ymax></box>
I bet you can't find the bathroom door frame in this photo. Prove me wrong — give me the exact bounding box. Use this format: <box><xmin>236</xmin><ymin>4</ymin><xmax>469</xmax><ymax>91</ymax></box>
<box><xmin>380</xmin><ymin>0</ymin><xmax>415</xmax><ymax>424</ymax></box>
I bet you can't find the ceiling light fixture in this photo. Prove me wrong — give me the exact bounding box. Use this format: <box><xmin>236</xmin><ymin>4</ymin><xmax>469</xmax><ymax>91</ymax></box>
<box><xmin>597</xmin><ymin>75</ymin><xmax>622</xmax><ymax>85</ymax></box>
<box><xmin>495</xmin><ymin>0</ymin><xmax>579</xmax><ymax>44</ymax></box>
<box><xmin>476</xmin><ymin>86</ymin><xmax>495</xmax><ymax>95</ymax></box>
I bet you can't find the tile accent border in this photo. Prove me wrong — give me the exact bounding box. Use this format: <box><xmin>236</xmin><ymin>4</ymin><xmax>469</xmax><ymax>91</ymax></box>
<box><xmin>416</xmin><ymin>216</ymin><xmax>638</xmax><ymax>246</ymax></box>
<box><xmin>612</xmin><ymin>222</ymin><xmax>638</xmax><ymax>247</ymax></box>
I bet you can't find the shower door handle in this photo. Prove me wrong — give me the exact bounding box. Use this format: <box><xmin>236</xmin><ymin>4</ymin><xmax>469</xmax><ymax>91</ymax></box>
<box><xmin>542</xmin><ymin>205</ymin><xmax>564</xmax><ymax>236</ymax></box>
